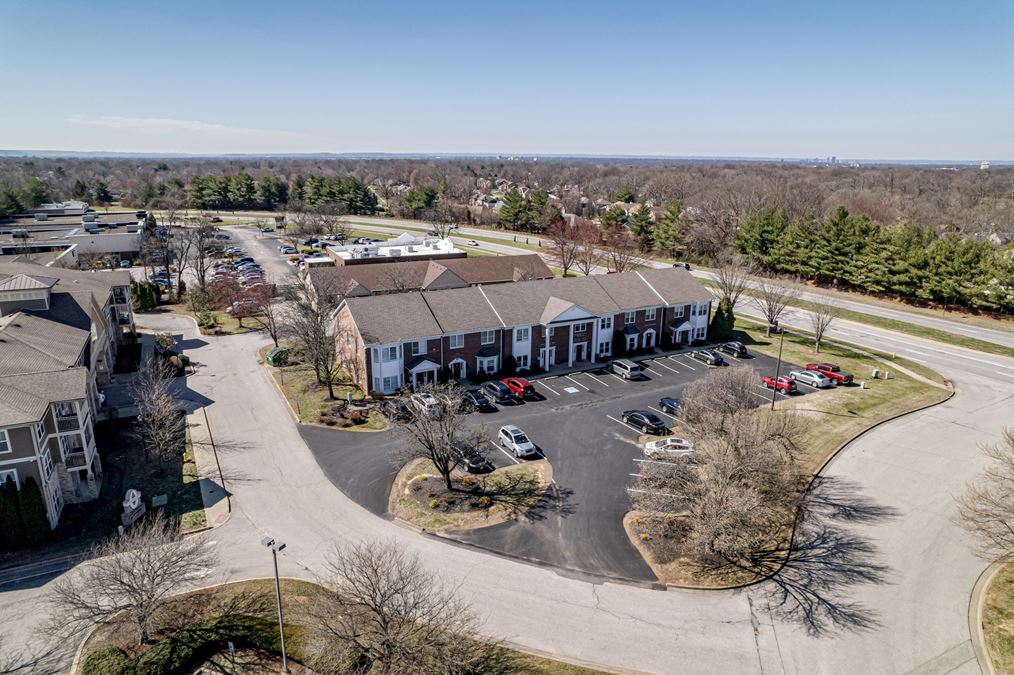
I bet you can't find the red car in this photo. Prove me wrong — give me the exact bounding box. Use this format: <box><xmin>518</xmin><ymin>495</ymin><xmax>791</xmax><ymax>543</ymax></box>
<box><xmin>806</xmin><ymin>363</ymin><xmax>853</xmax><ymax>385</ymax></box>
<box><xmin>762</xmin><ymin>375</ymin><xmax>797</xmax><ymax>394</ymax></box>
<box><xmin>502</xmin><ymin>376</ymin><xmax>535</xmax><ymax>399</ymax></box>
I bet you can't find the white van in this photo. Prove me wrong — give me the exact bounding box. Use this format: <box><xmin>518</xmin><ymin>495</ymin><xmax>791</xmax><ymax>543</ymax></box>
<box><xmin>610</xmin><ymin>359</ymin><xmax>642</xmax><ymax>380</ymax></box>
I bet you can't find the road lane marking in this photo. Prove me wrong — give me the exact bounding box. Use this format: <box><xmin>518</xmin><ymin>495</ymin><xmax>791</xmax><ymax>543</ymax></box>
<box><xmin>905</xmin><ymin>348</ymin><xmax>930</xmax><ymax>356</ymax></box>
<box><xmin>487</xmin><ymin>440</ymin><xmax>521</xmax><ymax>464</ymax></box>
<box><xmin>565</xmin><ymin>375</ymin><xmax>590</xmax><ymax>391</ymax></box>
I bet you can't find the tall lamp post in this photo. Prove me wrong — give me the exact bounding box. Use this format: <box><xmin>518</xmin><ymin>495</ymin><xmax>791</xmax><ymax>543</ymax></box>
<box><xmin>261</xmin><ymin>536</ymin><xmax>290</xmax><ymax>674</ymax></box>
<box><xmin>769</xmin><ymin>322</ymin><xmax>786</xmax><ymax>411</ymax></box>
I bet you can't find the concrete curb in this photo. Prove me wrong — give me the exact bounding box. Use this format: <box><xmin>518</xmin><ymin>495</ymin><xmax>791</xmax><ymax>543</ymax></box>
<box><xmin>969</xmin><ymin>561</ymin><xmax>1004</xmax><ymax>675</ymax></box>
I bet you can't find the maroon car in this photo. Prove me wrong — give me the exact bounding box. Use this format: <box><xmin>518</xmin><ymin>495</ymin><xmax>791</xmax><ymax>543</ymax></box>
<box><xmin>762</xmin><ymin>375</ymin><xmax>797</xmax><ymax>394</ymax></box>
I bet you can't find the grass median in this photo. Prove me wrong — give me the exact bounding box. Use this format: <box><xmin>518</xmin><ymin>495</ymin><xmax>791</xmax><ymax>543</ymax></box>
<box><xmin>984</xmin><ymin>562</ymin><xmax>1014</xmax><ymax>674</ymax></box>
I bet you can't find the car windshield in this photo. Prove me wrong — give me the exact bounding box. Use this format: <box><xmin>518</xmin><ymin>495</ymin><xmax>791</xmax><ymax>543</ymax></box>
<box><xmin>644</xmin><ymin>414</ymin><xmax>662</xmax><ymax>424</ymax></box>
<box><xmin>513</xmin><ymin>433</ymin><xmax>530</xmax><ymax>444</ymax></box>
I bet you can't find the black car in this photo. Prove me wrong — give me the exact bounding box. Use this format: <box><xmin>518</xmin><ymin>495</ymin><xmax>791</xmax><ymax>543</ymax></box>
<box><xmin>688</xmin><ymin>349</ymin><xmax>725</xmax><ymax>366</ymax></box>
<box><xmin>621</xmin><ymin>410</ymin><xmax>668</xmax><ymax>435</ymax></box>
<box><xmin>480</xmin><ymin>381</ymin><xmax>513</xmax><ymax>403</ymax></box>
<box><xmin>463</xmin><ymin>390</ymin><xmax>495</xmax><ymax>412</ymax></box>
<box><xmin>382</xmin><ymin>400</ymin><xmax>412</xmax><ymax>422</ymax></box>
<box><xmin>716</xmin><ymin>341</ymin><xmax>748</xmax><ymax>358</ymax></box>
<box><xmin>451</xmin><ymin>442</ymin><xmax>495</xmax><ymax>473</ymax></box>
<box><xmin>658</xmin><ymin>397</ymin><xmax>681</xmax><ymax>415</ymax></box>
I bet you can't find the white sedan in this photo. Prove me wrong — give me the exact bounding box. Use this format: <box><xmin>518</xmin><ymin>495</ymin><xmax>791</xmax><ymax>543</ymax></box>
<box><xmin>465</xmin><ymin>240</ymin><xmax>479</xmax><ymax>247</ymax></box>
<box><xmin>643</xmin><ymin>437</ymin><xmax>694</xmax><ymax>457</ymax></box>
<box><xmin>788</xmin><ymin>369</ymin><xmax>835</xmax><ymax>388</ymax></box>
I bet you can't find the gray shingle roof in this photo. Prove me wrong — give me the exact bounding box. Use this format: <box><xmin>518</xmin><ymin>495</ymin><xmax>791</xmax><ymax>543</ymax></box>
<box><xmin>0</xmin><ymin>314</ymin><xmax>88</xmax><ymax>376</ymax></box>
<box><xmin>0</xmin><ymin>367</ymin><xmax>88</xmax><ymax>427</ymax></box>
<box><xmin>0</xmin><ymin>273</ymin><xmax>58</xmax><ymax>292</ymax></box>
<box><xmin>420</xmin><ymin>287</ymin><xmax>501</xmax><ymax>333</ymax></box>
<box><xmin>343</xmin><ymin>292</ymin><xmax>443</xmax><ymax>344</ymax></box>
<box><xmin>635</xmin><ymin>267</ymin><xmax>713</xmax><ymax>304</ymax></box>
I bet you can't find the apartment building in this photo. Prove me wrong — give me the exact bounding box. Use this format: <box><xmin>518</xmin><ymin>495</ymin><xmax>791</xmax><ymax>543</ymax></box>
<box><xmin>0</xmin><ymin>262</ymin><xmax>135</xmax><ymax>528</ymax></box>
<box><xmin>334</xmin><ymin>267</ymin><xmax>714</xmax><ymax>394</ymax></box>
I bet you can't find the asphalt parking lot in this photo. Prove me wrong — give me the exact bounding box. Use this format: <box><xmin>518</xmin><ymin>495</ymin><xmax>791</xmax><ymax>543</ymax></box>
<box><xmin>302</xmin><ymin>348</ymin><xmax>822</xmax><ymax>582</ymax></box>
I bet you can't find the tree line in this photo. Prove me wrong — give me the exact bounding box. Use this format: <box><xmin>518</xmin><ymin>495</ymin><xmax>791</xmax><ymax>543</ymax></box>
<box><xmin>734</xmin><ymin>206</ymin><xmax>1014</xmax><ymax>313</ymax></box>
<box><xmin>184</xmin><ymin>173</ymin><xmax>376</xmax><ymax>214</ymax></box>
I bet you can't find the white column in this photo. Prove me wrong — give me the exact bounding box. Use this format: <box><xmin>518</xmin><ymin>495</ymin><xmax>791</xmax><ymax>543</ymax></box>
<box><xmin>591</xmin><ymin>319</ymin><xmax>599</xmax><ymax>362</ymax></box>
<box><xmin>567</xmin><ymin>323</ymin><xmax>574</xmax><ymax>367</ymax></box>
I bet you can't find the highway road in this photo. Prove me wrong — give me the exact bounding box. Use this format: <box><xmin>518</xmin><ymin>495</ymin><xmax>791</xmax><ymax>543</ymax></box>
<box><xmin>2</xmin><ymin>221</ymin><xmax>1010</xmax><ymax>673</ymax></box>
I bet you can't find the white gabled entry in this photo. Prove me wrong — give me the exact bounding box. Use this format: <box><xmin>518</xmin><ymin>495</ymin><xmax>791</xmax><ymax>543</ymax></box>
<box><xmin>448</xmin><ymin>357</ymin><xmax>467</xmax><ymax>380</ymax></box>
<box><xmin>643</xmin><ymin>329</ymin><xmax>656</xmax><ymax>349</ymax></box>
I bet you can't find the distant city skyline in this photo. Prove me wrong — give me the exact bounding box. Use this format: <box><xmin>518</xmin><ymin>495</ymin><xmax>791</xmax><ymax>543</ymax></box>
<box><xmin>1</xmin><ymin>0</ymin><xmax>1012</xmax><ymax>160</ymax></box>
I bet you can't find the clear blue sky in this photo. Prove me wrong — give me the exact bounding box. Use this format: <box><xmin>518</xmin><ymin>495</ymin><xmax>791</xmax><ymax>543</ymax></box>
<box><xmin>2</xmin><ymin>0</ymin><xmax>1012</xmax><ymax>159</ymax></box>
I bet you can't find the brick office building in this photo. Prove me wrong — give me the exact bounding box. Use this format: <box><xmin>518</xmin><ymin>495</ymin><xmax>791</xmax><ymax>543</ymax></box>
<box><xmin>334</xmin><ymin>267</ymin><xmax>713</xmax><ymax>394</ymax></box>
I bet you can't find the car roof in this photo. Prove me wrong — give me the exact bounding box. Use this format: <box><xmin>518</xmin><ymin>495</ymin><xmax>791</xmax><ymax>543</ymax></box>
<box><xmin>501</xmin><ymin>424</ymin><xmax>521</xmax><ymax>433</ymax></box>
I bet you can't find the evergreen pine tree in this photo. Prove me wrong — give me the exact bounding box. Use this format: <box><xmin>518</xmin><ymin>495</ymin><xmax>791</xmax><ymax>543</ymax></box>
<box><xmin>631</xmin><ymin>204</ymin><xmax>655</xmax><ymax>252</ymax></box>
<box><xmin>18</xmin><ymin>476</ymin><xmax>49</xmax><ymax>546</ymax></box>
<box><xmin>0</xmin><ymin>476</ymin><xmax>25</xmax><ymax>551</ymax></box>
<box><xmin>655</xmin><ymin>200</ymin><xmax>684</xmax><ymax>258</ymax></box>
<box><xmin>709</xmin><ymin>297</ymin><xmax>735</xmax><ymax>340</ymax></box>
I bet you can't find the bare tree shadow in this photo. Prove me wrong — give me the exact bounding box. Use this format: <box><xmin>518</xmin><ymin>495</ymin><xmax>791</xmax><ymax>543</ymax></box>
<box><xmin>476</xmin><ymin>470</ymin><xmax>577</xmax><ymax>523</ymax></box>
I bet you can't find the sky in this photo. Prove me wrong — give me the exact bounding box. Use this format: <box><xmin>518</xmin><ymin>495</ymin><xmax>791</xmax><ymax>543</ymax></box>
<box><xmin>1</xmin><ymin>0</ymin><xmax>1012</xmax><ymax>160</ymax></box>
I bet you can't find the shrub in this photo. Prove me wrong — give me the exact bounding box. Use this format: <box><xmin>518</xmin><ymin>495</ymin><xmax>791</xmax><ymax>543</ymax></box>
<box><xmin>429</xmin><ymin>499</ymin><xmax>440</xmax><ymax>509</ymax></box>
<box><xmin>347</xmin><ymin>410</ymin><xmax>365</xmax><ymax>424</ymax></box>
<box><xmin>82</xmin><ymin>646</ymin><xmax>134</xmax><ymax>675</ymax></box>
<box><xmin>478</xmin><ymin>495</ymin><xmax>492</xmax><ymax>508</ymax></box>
<box><xmin>337</xmin><ymin>419</ymin><xmax>352</xmax><ymax>428</ymax></box>
<box><xmin>709</xmin><ymin>297</ymin><xmax>735</xmax><ymax>340</ymax></box>
<box><xmin>640</xmin><ymin>533</ymin><xmax>651</xmax><ymax>541</ymax></box>
<box><xmin>460</xmin><ymin>476</ymin><xmax>476</xmax><ymax>488</ymax></box>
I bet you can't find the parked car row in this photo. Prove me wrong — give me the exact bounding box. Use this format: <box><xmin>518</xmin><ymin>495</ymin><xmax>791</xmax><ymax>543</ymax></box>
<box><xmin>762</xmin><ymin>362</ymin><xmax>855</xmax><ymax>394</ymax></box>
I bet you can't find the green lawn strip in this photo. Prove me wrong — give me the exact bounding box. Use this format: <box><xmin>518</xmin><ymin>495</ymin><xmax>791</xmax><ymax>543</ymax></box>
<box><xmin>79</xmin><ymin>578</ymin><xmax>613</xmax><ymax>675</ymax></box>
<box><xmin>701</xmin><ymin>280</ymin><xmax>1014</xmax><ymax>360</ymax></box>
<box><xmin>258</xmin><ymin>344</ymin><xmax>368</xmax><ymax>425</ymax></box>
<box><xmin>730</xmin><ymin>318</ymin><xmax>950</xmax><ymax>475</ymax></box>
<box><xmin>162</xmin><ymin>303</ymin><xmax>260</xmax><ymax>336</ymax></box>
<box><xmin>984</xmin><ymin>563</ymin><xmax>1014</xmax><ymax>674</ymax></box>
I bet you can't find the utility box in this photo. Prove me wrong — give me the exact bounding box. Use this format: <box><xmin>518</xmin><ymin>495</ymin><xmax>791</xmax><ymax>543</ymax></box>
<box><xmin>266</xmin><ymin>347</ymin><xmax>289</xmax><ymax>366</ymax></box>
<box><xmin>871</xmin><ymin>368</ymin><xmax>880</xmax><ymax>379</ymax></box>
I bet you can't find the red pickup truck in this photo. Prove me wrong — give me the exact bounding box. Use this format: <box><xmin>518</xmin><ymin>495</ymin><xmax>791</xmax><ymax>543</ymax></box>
<box><xmin>762</xmin><ymin>375</ymin><xmax>797</xmax><ymax>394</ymax></box>
<box><xmin>806</xmin><ymin>363</ymin><xmax>853</xmax><ymax>385</ymax></box>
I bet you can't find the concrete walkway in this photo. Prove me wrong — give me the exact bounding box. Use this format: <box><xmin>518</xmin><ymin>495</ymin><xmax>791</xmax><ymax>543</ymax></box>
<box><xmin>186</xmin><ymin>407</ymin><xmax>231</xmax><ymax>529</ymax></box>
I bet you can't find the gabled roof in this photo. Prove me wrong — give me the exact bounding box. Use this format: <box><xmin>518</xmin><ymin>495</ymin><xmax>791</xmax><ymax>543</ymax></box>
<box><xmin>0</xmin><ymin>273</ymin><xmax>58</xmax><ymax>292</ymax></box>
<box><xmin>421</xmin><ymin>263</ymin><xmax>466</xmax><ymax>290</ymax></box>
<box><xmin>342</xmin><ymin>292</ymin><xmax>443</xmax><ymax>344</ymax></box>
<box><xmin>0</xmin><ymin>313</ymin><xmax>88</xmax><ymax>376</ymax></box>
<box><xmin>539</xmin><ymin>297</ymin><xmax>597</xmax><ymax>325</ymax></box>
<box><xmin>0</xmin><ymin>367</ymin><xmax>88</xmax><ymax>427</ymax></box>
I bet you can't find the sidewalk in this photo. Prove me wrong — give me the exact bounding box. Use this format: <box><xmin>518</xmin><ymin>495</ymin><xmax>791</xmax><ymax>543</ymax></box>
<box><xmin>186</xmin><ymin>407</ymin><xmax>231</xmax><ymax>529</ymax></box>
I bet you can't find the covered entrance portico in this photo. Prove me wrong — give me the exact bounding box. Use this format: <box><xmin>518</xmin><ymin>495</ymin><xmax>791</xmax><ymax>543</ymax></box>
<box><xmin>668</xmin><ymin>319</ymin><xmax>691</xmax><ymax>346</ymax></box>
<box><xmin>538</xmin><ymin>296</ymin><xmax>601</xmax><ymax>370</ymax></box>
<box><xmin>406</xmin><ymin>356</ymin><xmax>440</xmax><ymax>391</ymax></box>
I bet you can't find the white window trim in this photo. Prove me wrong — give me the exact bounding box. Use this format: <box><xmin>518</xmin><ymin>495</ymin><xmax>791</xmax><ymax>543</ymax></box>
<box><xmin>0</xmin><ymin>429</ymin><xmax>10</xmax><ymax>454</ymax></box>
<box><xmin>449</xmin><ymin>334</ymin><xmax>464</xmax><ymax>349</ymax></box>
<box><xmin>411</xmin><ymin>341</ymin><xmax>423</xmax><ymax>356</ymax></box>
<box><xmin>515</xmin><ymin>327</ymin><xmax>529</xmax><ymax>342</ymax></box>
<box><xmin>645</xmin><ymin>308</ymin><xmax>657</xmax><ymax>321</ymax></box>
<box><xmin>516</xmin><ymin>354</ymin><xmax>530</xmax><ymax>369</ymax></box>
<box><xmin>675</xmin><ymin>305</ymin><xmax>685</xmax><ymax>318</ymax></box>
<box><xmin>626</xmin><ymin>334</ymin><xmax>638</xmax><ymax>350</ymax></box>
<box><xmin>0</xmin><ymin>468</ymin><xmax>18</xmax><ymax>489</ymax></box>
<box><xmin>382</xmin><ymin>346</ymin><xmax>399</xmax><ymax>362</ymax></box>
<box><xmin>573</xmin><ymin>322</ymin><xmax>588</xmax><ymax>333</ymax></box>
<box><xmin>480</xmin><ymin>330</ymin><xmax>495</xmax><ymax>346</ymax></box>
<box><xmin>624</xmin><ymin>311</ymin><xmax>636</xmax><ymax>325</ymax></box>
<box><xmin>600</xmin><ymin>316</ymin><xmax>613</xmax><ymax>330</ymax></box>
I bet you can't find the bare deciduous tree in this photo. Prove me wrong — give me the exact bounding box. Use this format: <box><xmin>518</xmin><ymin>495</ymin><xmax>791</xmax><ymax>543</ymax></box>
<box><xmin>47</xmin><ymin>512</ymin><xmax>218</xmax><ymax>646</ymax></box>
<box><xmin>713</xmin><ymin>256</ymin><xmax>755</xmax><ymax>308</ymax></box>
<box><xmin>573</xmin><ymin>219</ymin><xmax>602</xmax><ymax>276</ymax></box>
<box><xmin>131</xmin><ymin>355</ymin><xmax>184</xmax><ymax>464</ymax></box>
<box><xmin>185</xmin><ymin>221</ymin><xmax>218</xmax><ymax>292</ymax></box>
<box><xmin>389</xmin><ymin>383</ymin><xmax>489</xmax><ymax>492</ymax></box>
<box><xmin>753</xmin><ymin>281</ymin><xmax>800</xmax><ymax>336</ymax></box>
<box><xmin>809</xmin><ymin>298</ymin><xmax>841</xmax><ymax>353</ymax></box>
<box><xmin>957</xmin><ymin>428</ymin><xmax>1014</xmax><ymax>562</ymax></box>
<box><xmin>600</xmin><ymin>225</ymin><xmax>641</xmax><ymax>274</ymax></box>
<box><xmin>283</xmin><ymin>273</ymin><xmax>352</xmax><ymax>398</ymax></box>
<box><xmin>544</xmin><ymin>220</ymin><xmax>580</xmax><ymax>277</ymax></box>
<box><xmin>305</xmin><ymin>540</ymin><xmax>512</xmax><ymax>675</ymax></box>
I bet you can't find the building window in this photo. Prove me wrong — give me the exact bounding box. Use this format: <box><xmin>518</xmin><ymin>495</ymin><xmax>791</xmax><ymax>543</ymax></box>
<box><xmin>51</xmin><ymin>483</ymin><xmax>62</xmax><ymax>516</ymax></box>
<box><xmin>598</xmin><ymin>341</ymin><xmax>611</xmax><ymax>356</ymax></box>
<box><xmin>449</xmin><ymin>334</ymin><xmax>464</xmax><ymax>349</ymax></box>
<box><xmin>546</xmin><ymin>327</ymin><xmax>555</xmax><ymax>339</ymax></box>
<box><xmin>645</xmin><ymin>308</ymin><xmax>656</xmax><ymax>322</ymax></box>
<box><xmin>477</xmin><ymin>356</ymin><xmax>498</xmax><ymax>374</ymax></box>
<box><xmin>35</xmin><ymin>423</ymin><xmax>45</xmax><ymax>442</ymax></box>
<box><xmin>411</xmin><ymin>341</ymin><xmax>423</xmax><ymax>356</ymax></box>
<box><xmin>480</xmin><ymin>330</ymin><xmax>495</xmax><ymax>345</ymax></box>
<box><xmin>695</xmin><ymin>327</ymin><xmax>706</xmax><ymax>339</ymax></box>
<box><xmin>674</xmin><ymin>305</ymin><xmax>685</xmax><ymax>318</ymax></box>
<box><xmin>0</xmin><ymin>469</ymin><xmax>17</xmax><ymax>489</ymax></box>
<box><xmin>600</xmin><ymin>316</ymin><xmax>612</xmax><ymax>331</ymax></box>
<box><xmin>624</xmin><ymin>311</ymin><xmax>636</xmax><ymax>325</ymax></box>
<box><xmin>0</xmin><ymin>430</ymin><xmax>9</xmax><ymax>454</ymax></box>
<box><xmin>626</xmin><ymin>334</ymin><xmax>638</xmax><ymax>351</ymax></box>
<box><xmin>515</xmin><ymin>327</ymin><xmax>529</xmax><ymax>342</ymax></box>
<box><xmin>573</xmin><ymin>322</ymin><xmax>588</xmax><ymax>333</ymax></box>
<box><xmin>382</xmin><ymin>346</ymin><xmax>399</xmax><ymax>362</ymax></box>
<box><xmin>516</xmin><ymin>354</ymin><xmax>529</xmax><ymax>369</ymax></box>
<box><xmin>41</xmin><ymin>451</ymin><xmax>53</xmax><ymax>480</ymax></box>
<box><xmin>381</xmin><ymin>375</ymin><xmax>401</xmax><ymax>392</ymax></box>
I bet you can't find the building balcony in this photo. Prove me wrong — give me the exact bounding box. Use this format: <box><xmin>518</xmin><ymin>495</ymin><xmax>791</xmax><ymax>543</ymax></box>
<box><xmin>56</xmin><ymin>415</ymin><xmax>81</xmax><ymax>432</ymax></box>
<box><xmin>65</xmin><ymin>448</ymin><xmax>88</xmax><ymax>468</ymax></box>
<box><xmin>117</xmin><ymin>314</ymin><xmax>132</xmax><ymax>326</ymax></box>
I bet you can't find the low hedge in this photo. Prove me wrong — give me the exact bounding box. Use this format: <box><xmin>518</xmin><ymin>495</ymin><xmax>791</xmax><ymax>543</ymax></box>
<box><xmin>82</xmin><ymin>615</ymin><xmax>283</xmax><ymax>675</ymax></box>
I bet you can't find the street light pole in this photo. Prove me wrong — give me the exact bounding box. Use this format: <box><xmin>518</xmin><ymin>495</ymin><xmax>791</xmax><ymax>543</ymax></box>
<box><xmin>770</xmin><ymin>327</ymin><xmax>785</xmax><ymax>411</ymax></box>
<box><xmin>262</xmin><ymin>537</ymin><xmax>289</xmax><ymax>674</ymax></box>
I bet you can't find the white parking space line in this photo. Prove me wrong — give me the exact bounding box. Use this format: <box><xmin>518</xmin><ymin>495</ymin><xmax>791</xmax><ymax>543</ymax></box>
<box><xmin>751</xmin><ymin>391</ymin><xmax>774</xmax><ymax>403</ymax></box>
<box><xmin>606</xmin><ymin>415</ymin><xmax>638</xmax><ymax>433</ymax></box>
<box><xmin>677</xmin><ymin>357</ymin><xmax>697</xmax><ymax>370</ymax></box>
<box><xmin>487</xmin><ymin>440</ymin><xmax>521</xmax><ymax>464</ymax></box>
<box><xmin>583</xmin><ymin>371</ymin><xmax>609</xmax><ymax>387</ymax></box>
<box><xmin>608</xmin><ymin>373</ymin><xmax>627</xmax><ymax>383</ymax></box>
<box><xmin>649</xmin><ymin>360</ymin><xmax>681</xmax><ymax>375</ymax></box>
<box><xmin>649</xmin><ymin>406</ymin><xmax>679</xmax><ymax>420</ymax></box>
<box><xmin>538</xmin><ymin>380</ymin><xmax>560</xmax><ymax>396</ymax></box>
<box><xmin>629</xmin><ymin>473</ymin><xmax>642</xmax><ymax>478</ymax></box>
<box><xmin>565</xmin><ymin>375</ymin><xmax>590</xmax><ymax>391</ymax></box>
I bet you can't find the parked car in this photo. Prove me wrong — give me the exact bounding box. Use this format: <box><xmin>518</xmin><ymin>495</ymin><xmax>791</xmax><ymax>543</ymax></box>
<box><xmin>118</xmin><ymin>259</ymin><xmax>132</xmax><ymax>268</ymax></box>
<box><xmin>716</xmin><ymin>341</ymin><xmax>748</xmax><ymax>358</ymax></box>
<box><xmin>463</xmin><ymin>390</ymin><xmax>495</xmax><ymax>413</ymax></box>
<box><xmin>480</xmin><ymin>381</ymin><xmax>513</xmax><ymax>403</ymax></box>
<box><xmin>382</xmin><ymin>400</ymin><xmax>412</xmax><ymax>422</ymax></box>
<box><xmin>643</xmin><ymin>437</ymin><xmax>694</xmax><ymax>457</ymax></box>
<box><xmin>502</xmin><ymin>376</ymin><xmax>535</xmax><ymax>399</ymax></box>
<box><xmin>466</xmin><ymin>240</ymin><xmax>479</xmax><ymax>246</ymax></box>
<box><xmin>658</xmin><ymin>397</ymin><xmax>681</xmax><ymax>415</ymax></box>
<box><xmin>762</xmin><ymin>375</ymin><xmax>797</xmax><ymax>394</ymax></box>
<box><xmin>610</xmin><ymin>359</ymin><xmax>642</xmax><ymax>380</ymax></box>
<box><xmin>498</xmin><ymin>425</ymin><xmax>538</xmax><ymax>458</ymax></box>
<box><xmin>672</xmin><ymin>262</ymin><xmax>691</xmax><ymax>270</ymax></box>
<box><xmin>688</xmin><ymin>349</ymin><xmax>725</xmax><ymax>366</ymax></box>
<box><xmin>260</xmin><ymin>226</ymin><xmax>274</xmax><ymax>233</ymax></box>
<box><xmin>451</xmin><ymin>442</ymin><xmax>495</xmax><ymax>473</ymax></box>
<box><xmin>410</xmin><ymin>392</ymin><xmax>441</xmax><ymax>417</ymax></box>
<box><xmin>788</xmin><ymin>369</ymin><xmax>834</xmax><ymax>389</ymax></box>
<box><xmin>806</xmin><ymin>363</ymin><xmax>854</xmax><ymax>385</ymax></box>
<box><xmin>311</xmin><ymin>241</ymin><xmax>329</xmax><ymax>249</ymax></box>
<box><xmin>279</xmin><ymin>246</ymin><xmax>297</xmax><ymax>254</ymax></box>
<box><xmin>209</xmin><ymin>216</ymin><xmax>222</xmax><ymax>223</ymax></box>
<box><xmin>621</xmin><ymin>410</ymin><xmax>668</xmax><ymax>435</ymax></box>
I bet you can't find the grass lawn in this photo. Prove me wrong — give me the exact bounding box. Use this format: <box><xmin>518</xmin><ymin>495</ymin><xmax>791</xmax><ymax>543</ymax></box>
<box><xmin>984</xmin><ymin>563</ymin><xmax>1014</xmax><ymax>675</ymax></box>
<box><xmin>390</xmin><ymin>459</ymin><xmax>551</xmax><ymax>532</ymax></box>
<box><xmin>78</xmin><ymin>578</ymin><xmax>613</xmax><ymax>675</ymax></box>
<box><xmin>258</xmin><ymin>344</ymin><xmax>384</xmax><ymax>429</ymax></box>
<box><xmin>163</xmin><ymin>303</ymin><xmax>261</xmax><ymax>336</ymax></box>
